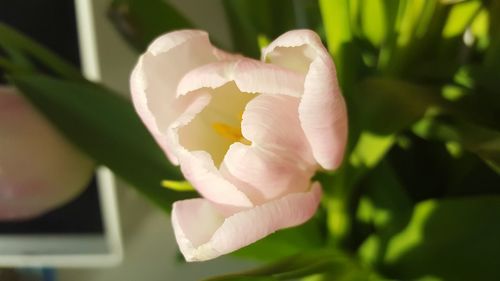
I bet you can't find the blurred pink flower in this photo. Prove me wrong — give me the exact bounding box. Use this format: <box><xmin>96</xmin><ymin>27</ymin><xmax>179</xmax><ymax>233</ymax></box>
<box><xmin>0</xmin><ymin>86</ymin><xmax>94</xmax><ymax>220</ymax></box>
<box><xmin>130</xmin><ymin>29</ymin><xmax>347</xmax><ymax>261</ymax></box>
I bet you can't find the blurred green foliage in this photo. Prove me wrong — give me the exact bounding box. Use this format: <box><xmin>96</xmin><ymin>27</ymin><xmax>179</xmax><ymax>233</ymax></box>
<box><xmin>1</xmin><ymin>0</ymin><xmax>499</xmax><ymax>280</ymax></box>
<box><xmin>108</xmin><ymin>0</ymin><xmax>194</xmax><ymax>52</ymax></box>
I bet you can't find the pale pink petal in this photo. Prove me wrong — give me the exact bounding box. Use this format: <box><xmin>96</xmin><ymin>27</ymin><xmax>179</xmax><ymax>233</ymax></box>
<box><xmin>212</xmin><ymin>47</ymin><xmax>243</xmax><ymax>61</ymax></box>
<box><xmin>241</xmin><ymin>94</ymin><xmax>315</xmax><ymax>166</ymax></box>
<box><xmin>177</xmin><ymin>150</ymin><xmax>253</xmax><ymax>215</ymax></box>
<box><xmin>171</xmin><ymin>183</ymin><xmax>322</xmax><ymax>261</ymax></box>
<box><xmin>166</xmin><ymin>85</ymin><xmax>254</xmax><ymax>213</ymax></box>
<box><xmin>220</xmin><ymin>143</ymin><xmax>314</xmax><ymax>204</ymax></box>
<box><xmin>177</xmin><ymin>59</ymin><xmax>305</xmax><ymax>98</ymax></box>
<box><xmin>171</xmin><ymin>198</ymin><xmax>225</xmax><ymax>261</ymax></box>
<box><xmin>0</xmin><ymin>87</ymin><xmax>94</xmax><ymax>220</ymax></box>
<box><xmin>219</xmin><ymin>94</ymin><xmax>318</xmax><ymax>203</ymax></box>
<box><xmin>263</xmin><ymin>30</ymin><xmax>348</xmax><ymax>170</ymax></box>
<box><xmin>130</xmin><ymin>30</ymin><xmax>226</xmax><ymax>164</ymax></box>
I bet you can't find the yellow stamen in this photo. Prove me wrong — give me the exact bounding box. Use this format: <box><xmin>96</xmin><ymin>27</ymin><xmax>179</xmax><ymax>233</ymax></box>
<box><xmin>212</xmin><ymin>122</ymin><xmax>244</xmax><ymax>142</ymax></box>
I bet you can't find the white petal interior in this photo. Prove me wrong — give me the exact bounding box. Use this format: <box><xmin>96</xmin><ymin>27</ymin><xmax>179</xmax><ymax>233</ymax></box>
<box><xmin>174</xmin><ymin>199</ymin><xmax>225</xmax><ymax>248</ymax></box>
<box><xmin>265</xmin><ymin>45</ymin><xmax>315</xmax><ymax>75</ymax></box>
<box><xmin>177</xmin><ymin>82</ymin><xmax>254</xmax><ymax>166</ymax></box>
<box><xmin>141</xmin><ymin>36</ymin><xmax>217</xmax><ymax>134</ymax></box>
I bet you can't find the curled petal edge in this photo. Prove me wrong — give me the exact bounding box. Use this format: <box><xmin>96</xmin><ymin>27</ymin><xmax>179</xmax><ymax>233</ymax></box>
<box><xmin>171</xmin><ymin>182</ymin><xmax>322</xmax><ymax>262</ymax></box>
<box><xmin>262</xmin><ymin>29</ymin><xmax>348</xmax><ymax>170</ymax></box>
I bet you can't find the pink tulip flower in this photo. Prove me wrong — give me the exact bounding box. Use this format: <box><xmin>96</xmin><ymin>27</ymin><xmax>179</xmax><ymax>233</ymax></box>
<box><xmin>130</xmin><ymin>30</ymin><xmax>347</xmax><ymax>261</ymax></box>
<box><xmin>0</xmin><ymin>86</ymin><xmax>94</xmax><ymax>220</ymax></box>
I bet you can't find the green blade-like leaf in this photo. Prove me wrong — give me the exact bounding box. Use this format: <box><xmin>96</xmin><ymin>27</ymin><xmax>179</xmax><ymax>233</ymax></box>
<box><xmin>319</xmin><ymin>0</ymin><xmax>364</xmax><ymax>91</ymax></box>
<box><xmin>381</xmin><ymin>196</ymin><xmax>500</xmax><ymax>280</ymax></box>
<box><xmin>483</xmin><ymin>0</ymin><xmax>500</xmax><ymax>84</ymax></box>
<box><xmin>348</xmin><ymin>77</ymin><xmax>439</xmax><ymax>173</ymax></box>
<box><xmin>413</xmin><ymin>116</ymin><xmax>500</xmax><ymax>173</ymax></box>
<box><xmin>0</xmin><ymin>23</ymin><xmax>82</xmax><ymax>81</ymax></box>
<box><xmin>222</xmin><ymin>0</ymin><xmax>261</xmax><ymax>58</ymax></box>
<box><xmin>358</xmin><ymin>161</ymin><xmax>413</xmax><ymax>232</ymax></box>
<box><xmin>232</xmin><ymin>217</ymin><xmax>326</xmax><ymax>261</ymax></box>
<box><xmin>385</xmin><ymin>0</ymin><xmax>452</xmax><ymax>77</ymax></box>
<box><xmin>359</xmin><ymin>0</ymin><xmax>388</xmax><ymax>47</ymax></box>
<box><xmin>11</xmin><ymin>74</ymin><xmax>194</xmax><ymax>212</ymax></box>
<box><xmin>442</xmin><ymin>0</ymin><xmax>482</xmax><ymax>39</ymax></box>
<box><xmin>108</xmin><ymin>0</ymin><xmax>194</xmax><ymax>52</ymax></box>
<box><xmin>357</xmin><ymin>160</ymin><xmax>414</xmax><ymax>267</ymax></box>
<box><xmin>323</xmin><ymin>77</ymin><xmax>438</xmax><ymax>244</ymax></box>
<box><xmin>319</xmin><ymin>0</ymin><xmax>352</xmax><ymax>58</ymax></box>
<box><xmin>204</xmin><ymin>250</ymin><xmax>379</xmax><ymax>281</ymax></box>
<box><xmin>222</xmin><ymin>0</ymin><xmax>297</xmax><ymax>58</ymax></box>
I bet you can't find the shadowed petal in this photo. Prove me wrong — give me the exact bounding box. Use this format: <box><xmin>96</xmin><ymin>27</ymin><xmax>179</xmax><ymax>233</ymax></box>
<box><xmin>177</xmin><ymin>150</ymin><xmax>253</xmax><ymax>214</ymax></box>
<box><xmin>171</xmin><ymin>183</ymin><xmax>322</xmax><ymax>261</ymax></box>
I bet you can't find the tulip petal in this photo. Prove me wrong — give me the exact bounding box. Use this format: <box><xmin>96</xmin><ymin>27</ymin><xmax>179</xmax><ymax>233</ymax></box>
<box><xmin>263</xmin><ymin>30</ymin><xmax>348</xmax><ymax>170</ymax></box>
<box><xmin>171</xmin><ymin>182</ymin><xmax>322</xmax><ymax>261</ymax></box>
<box><xmin>221</xmin><ymin>142</ymin><xmax>314</xmax><ymax>204</ymax></box>
<box><xmin>241</xmin><ymin>94</ymin><xmax>315</xmax><ymax>166</ymax></box>
<box><xmin>131</xmin><ymin>30</ymin><xmax>223</xmax><ymax>164</ymax></box>
<box><xmin>177</xmin><ymin>59</ymin><xmax>305</xmax><ymax>98</ymax></box>
<box><xmin>177</xmin><ymin>150</ymin><xmax>253</xmax><ymax>214</ymax></box>
<box><xmin>0</xmin><ymin>87</ymin><xmax>93</xmax><ymax>220</ymax></box>
<box><xmin>219</xmin><ymin>94</ymin><xmax>317</xmax><ymax>203</ymax></box>
<box><xmin>167</xmin><ymin>84</ymin><xmax>255</xmax><ymax>212</ymax></box>
<box><xmin>171</xmin><ymin>198</ymin><xmax>225</xmax><ymax>260</ymax></box>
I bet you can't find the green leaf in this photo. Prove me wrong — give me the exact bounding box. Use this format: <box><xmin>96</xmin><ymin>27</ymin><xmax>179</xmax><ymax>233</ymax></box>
<box><xmin>483</xmin><ymin>0</ymin><xmax>500</xmax><ymax>81</ymax></box>
<box><xmin>375</xmin><ymin>0</ymin><xmax>401</xmax><ymax>70</ymax></box>
<box><xmin>348</xmin><ymin>77</ymin><xmax>438</xmax><ymax>172</ymax></box>
<box><xmin>356</xmin><ymin>78</ymin><xmax>438</xmax><ymax>135</ymax></box>
<box><xmin>0</xmin><ymin>44</ymin><xmax>35</xmax><ymax>74</ymax></box>
<box><xmin>204</xmin><ymin>250</ymin><xmax>378</xmax><ymax>281</ymax></box>
<box><xmin>349</xmin><ymin>133</ymin><xmax>394</xmax><ymax>170</ymax></box>
<box><xmin>222</xmin><ymin>0</ymin><xmax>297</xmax><ymax>58</ymax></box>
<box><xmin>442</xmin><ymin>0</ymin><xmax>482</xmax><ymax>39</ymax></box>
<box><xmin>381</xmin><ymin>196</ymin><xmax>500</xmax><ymax>281</ymax></box>
<box><xmin>413</xmin><ymin>116</ymin><xmax>500</xmax><ymax>173</ymax></box>
<box><xmin>323</xmin><ymin>78</ymin><xmax>436</xmax><ymax>244</ymax></box>
<box><xmin>358</xmin><ymin>161</ymin><xmax>413</xmax><ymax>232</ymax></box>
<box><xmin>385</xmin><ymin>1</ymin><xmax>452</xmax><ymax>77</ymax></box>
<box><xmin>319</xmin><ymin>0</ymin><xmax>364</xmax><ymax>91</ymax></box>
<box><xmin>291</xmin><ymin>0</ymin><xmax>323</xmax><ymax>30</ymax></box>
<box><xmin>0</xmin><ymin>23</ymin><xmax>82</xmax><ymax>81</ymax></box>
<box><xmin>357</xmin><ymin>161</ymin><xmax>414</xmax><ymax>267</ymax></box>
<box><xmin>232</xmin><ymin>217</ymin><xmax>326</xmax><ymax>261</ymax></box>
<box><xmin>359</xmin><ymin>0</ymin><xmax>384</xmax><ymax>45</ymax></box>
<box><xmin>359</xmin><ymin>0</ymin><xmax>399</xmax><ymax>48</ymax></box>
<box><xmin>319</xmin><ymin>0</ymin><xmax>352</xmax><ymax>58</ymax></box>
<box><xmin>0</xmin><ymin>55</ymin><xmax>31</xmax><ymax>75</ymax></box>
<box><xmin>108</xmin><ymin>0</ymin><xmax>194</xmax><ymax>52</ymax></box>
<box><xmin>222</xmin><ymin>0</ymin><xmax>261</xmax><ymax>58</ymax></box>
<box><xmin>10</xmin><ymin>74</ymin><xmax>194</xmax><ymax>213</ymax></box>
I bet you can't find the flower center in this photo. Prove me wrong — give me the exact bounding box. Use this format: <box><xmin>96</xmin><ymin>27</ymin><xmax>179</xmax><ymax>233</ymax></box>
<box><xmin>178</xmin><ymin>82</ymin><xmax>254</xmax><ymax>166</ymax></box>
<box><xmin>211</xmin><ymin>122</ymin><xmax>243</xmax><ymax>142</ymax></box>
<box><xmin>211</xmin><ymin>111</ymin><xmax>250</xmax><ymax>145</ymax></box>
